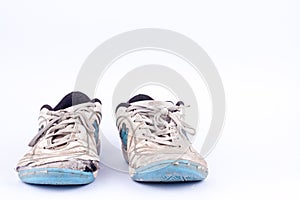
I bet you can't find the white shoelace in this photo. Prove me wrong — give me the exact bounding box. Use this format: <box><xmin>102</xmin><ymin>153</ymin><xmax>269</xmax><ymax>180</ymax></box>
<box><xmin>29</xmin><ymin>103</ymin><xmax>99</xmax><ymax>149</ymax></box>
<box><xmin>126</xmin><ymin>104</ymin><xmax>195</xmax><ymax>147</ymax></box>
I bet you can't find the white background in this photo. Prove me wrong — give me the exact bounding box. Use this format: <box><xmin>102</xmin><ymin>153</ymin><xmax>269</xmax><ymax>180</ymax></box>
<box><xmin>0</xmin><ymin>0</ymin><xmax>299</xmax><ymax>199</ymax></box>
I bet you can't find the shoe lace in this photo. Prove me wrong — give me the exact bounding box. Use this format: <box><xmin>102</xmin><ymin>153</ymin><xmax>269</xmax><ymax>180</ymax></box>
<box><xmin>28</xmin><ymin>103</ymin><xmax>98</xmax><ymax>149</ymax></box>
<box><xmin>127</xmin><ymin>104</ymin><xmax>195</xmax><ymax>147</ymax></box>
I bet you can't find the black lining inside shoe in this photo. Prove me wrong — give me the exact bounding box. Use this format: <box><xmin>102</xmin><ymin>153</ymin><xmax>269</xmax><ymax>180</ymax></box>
<box><xmin>53</xmin><ymin>91</ymin><xmax>91</xmax><ymax>111</ymax></box>
<box><xmin>128</xmin><ymin>94</ymin><xmax>153</xmax><ymax>103</ymax></box>
<box><xmin>40</xmin><ymin>92</ymin><xmax>101</xmax><ymax>111</ymax></box>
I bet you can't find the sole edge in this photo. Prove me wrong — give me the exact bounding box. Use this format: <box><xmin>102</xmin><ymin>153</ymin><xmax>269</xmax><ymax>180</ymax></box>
<box><xmin>131</xmin><ymin>160</ymin><xmax>208</xmax><ymax>182</ymax></box>
<box><xmin>18</xmin><ymin>168</ymin><xmax>95</xmax><ymax>185</ymax></box>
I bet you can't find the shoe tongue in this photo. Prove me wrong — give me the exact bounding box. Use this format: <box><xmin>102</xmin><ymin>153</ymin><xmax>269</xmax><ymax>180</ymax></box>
<box><xmin>131</xmin><ymin>99</ymin><xmax>174</xmax><ymax>108</ymax></box>
<box><xmin>53</xmin><ymin>91</ymin><xmax>91</xmax><ymax>111</ymax></box>
<box><xmin>128</xmin><ymin>94</ymin><xmax>174</xmax><ymax>107</ymax></box>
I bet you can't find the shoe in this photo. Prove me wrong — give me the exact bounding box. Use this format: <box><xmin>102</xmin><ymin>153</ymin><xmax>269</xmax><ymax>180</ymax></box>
<box><xmin>115</xmin><ymin>94</ymin><xmax>208</xmax><ymax>182</ymax></box>
<box><xmin>16</xmin><ymin>91</ymin><xmax>102</xmax><ymax>185</ymax></box>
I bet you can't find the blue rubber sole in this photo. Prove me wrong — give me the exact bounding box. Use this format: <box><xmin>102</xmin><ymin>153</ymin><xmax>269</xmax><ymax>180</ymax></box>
<box><xmin>132</xmin><ymin>160</ymin><xmax>207</xmax><ymax>182</ymax></box>
<box><xmin>18</xmin><ymin>168</ymin><xmax>95</xmax><ymax>185</ymax></box>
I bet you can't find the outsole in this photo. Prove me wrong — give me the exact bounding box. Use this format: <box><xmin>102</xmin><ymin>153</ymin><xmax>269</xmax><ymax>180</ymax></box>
<box><xmin>131</xmin><ymin>160</ymin><xmax>208</xmax><ymax>182</ymax></box>
<box><xmin>18</xmin><ymin>168</ymin><xmax>95</xmax><ymax>185</ymax></box>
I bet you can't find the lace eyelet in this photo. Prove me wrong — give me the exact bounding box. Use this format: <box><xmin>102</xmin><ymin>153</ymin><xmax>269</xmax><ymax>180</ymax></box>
<box><xmin>39</xmin><ymin>125</ymin><xmax>44</xmax><ymax>131</ymax></box>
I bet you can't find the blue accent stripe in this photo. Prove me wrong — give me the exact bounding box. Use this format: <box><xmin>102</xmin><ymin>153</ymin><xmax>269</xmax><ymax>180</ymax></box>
<box><xmin>120</xmin><ymin>123</ymin><xmax>128</xmax><ymax>150</ymax></box>
<box><xmin>93</xmin><ymin>121</ymin><xmax>99</xmax><ymax>144</ymax></box>
<box><xmin>121</xmin><ymin>129</ymin><xmax>128</xmax><ymax>148</ymax></box>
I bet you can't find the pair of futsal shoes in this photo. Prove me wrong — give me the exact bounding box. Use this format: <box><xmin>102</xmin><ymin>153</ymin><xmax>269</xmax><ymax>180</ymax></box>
<box><xmin>16</xmin><ymin>91</ymin><xmax>208</xmax><ymax>185</ymax></box>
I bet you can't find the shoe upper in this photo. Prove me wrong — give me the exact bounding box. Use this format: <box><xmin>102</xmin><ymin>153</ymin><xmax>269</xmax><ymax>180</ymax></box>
<box><xmin>16</xmin><ymin>92</ymin><xmax>102</xmax><ymax>174</ymax></box>
<box><xmin>115</xmin><ymin>94</ymin><xmax>207</xmax><ymax>173</ymax></box>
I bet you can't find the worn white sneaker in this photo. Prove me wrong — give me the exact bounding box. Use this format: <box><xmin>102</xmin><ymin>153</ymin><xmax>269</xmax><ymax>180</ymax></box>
<box><xmin>115</xmin><ymin>94</ymin><xmax>208</xmax><ymax>182</ymax></box>
<box><xmin>16</xmin><ymin>92</ymin><xmax>102</xmax><ymax>185</ymax></box>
